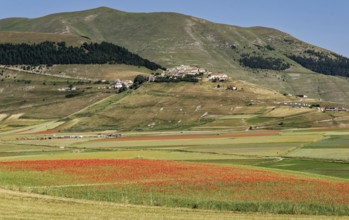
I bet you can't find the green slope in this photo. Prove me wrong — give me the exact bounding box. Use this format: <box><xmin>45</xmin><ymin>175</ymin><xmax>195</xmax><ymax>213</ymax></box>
<box><xmin>0</xmin><ymin>31</ymin><xmax>91</xmax><ymax>46</ymax></box>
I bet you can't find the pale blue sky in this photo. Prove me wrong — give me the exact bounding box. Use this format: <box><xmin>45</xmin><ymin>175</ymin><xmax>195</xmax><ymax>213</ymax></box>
<box><xmin>0</xmin><ymin>0</ymin><xmax>348</xmax><ymax>57</ymax></box>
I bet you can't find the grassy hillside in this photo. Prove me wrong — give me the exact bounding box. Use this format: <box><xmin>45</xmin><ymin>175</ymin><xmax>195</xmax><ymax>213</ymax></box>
<box><xmin>1</xmin><ymin>65</ymin><xmax>348</xmax><ymax>131</ymax></box>
<box><xmin>0</xmin><ymin>66</ymin><xmax>111</xmax><ymax>131</ymax></box>
<box><xmin>63</xmin><ymin>80</ymin><xmax>349</xmax><ymax>132</ymax></box>
<box><xmin>1</xmin><ymin>7</ymin><xmax>349</xmax><ymax>103</ymax></box>
<box><xmin>0</xmin><ymin>64</ymin><xmax>151</xmax><ymax>114</ymax></box>
<box><xmin>0</xmin><ymin>31</ymin><xmax>91</xmax><ymax>46</ymax></box>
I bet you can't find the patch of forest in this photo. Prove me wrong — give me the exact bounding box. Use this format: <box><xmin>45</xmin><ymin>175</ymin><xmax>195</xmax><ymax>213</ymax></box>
<box><xmin>239</xmin><ymin>54</ymin><xmax>290</xmax><ymax>70</ymax></box>
<box><xmin>288</xmin><ymin>50</ymin><xmax>349</xmax><ymax>77</ymax></box>
<box><xmin>0</xmin><ymin>41</ymin><xmax>164</xmax><ymax>70</ymax></box>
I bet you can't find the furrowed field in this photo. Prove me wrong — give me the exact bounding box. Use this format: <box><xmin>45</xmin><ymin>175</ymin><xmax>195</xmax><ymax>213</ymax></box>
<box><xmin>0</xmin><ymin>159</ymin><xmax>349</xmax><ymax>215</ymax></box>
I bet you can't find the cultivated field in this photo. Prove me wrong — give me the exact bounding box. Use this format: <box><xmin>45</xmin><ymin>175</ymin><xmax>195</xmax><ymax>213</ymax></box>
<box><xmin>0</xmin><ymin>159</ymin><xmax>348</xmax><ymax>216</ymax></box>
<box><xmin>2</xmin><ymin>188</ymin><xmax>345</xmax><ymax>220</ymax></box>
<box><xmin>0</xmin><ymin>124</ymin><xmax>349</xmax><ymax>218</ymax></box>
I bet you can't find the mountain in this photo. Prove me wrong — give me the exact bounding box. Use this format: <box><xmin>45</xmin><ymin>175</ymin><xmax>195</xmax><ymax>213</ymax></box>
<box><xmin>1</xmin><ymin>7</ymin><xmax>349</xmax><ymax>103</ymax></box>
<box><xmin>0</xmin><ymin>7</ymin><xmax>349</xmax><ymax>132</ymax></box>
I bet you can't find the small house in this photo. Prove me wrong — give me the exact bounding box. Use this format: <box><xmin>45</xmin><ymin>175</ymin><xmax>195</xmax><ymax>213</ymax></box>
<box><xmin>208</xmin><ymin>73</ymin><xmax>228</xmax><ymax>82</ymax></box>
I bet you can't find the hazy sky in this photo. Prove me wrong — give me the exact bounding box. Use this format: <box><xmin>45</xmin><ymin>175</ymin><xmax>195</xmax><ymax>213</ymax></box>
<box><xmin>0</xmin><ymin>0</ymin><xmax>348</xmax><ymax>57</ymax></box>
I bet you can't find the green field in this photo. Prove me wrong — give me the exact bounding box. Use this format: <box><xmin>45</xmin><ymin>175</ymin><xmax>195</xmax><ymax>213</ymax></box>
<box><xmin>259</xmin><ymin>159</ymin><xmax>349</xmax><ymax>179</ymax></box>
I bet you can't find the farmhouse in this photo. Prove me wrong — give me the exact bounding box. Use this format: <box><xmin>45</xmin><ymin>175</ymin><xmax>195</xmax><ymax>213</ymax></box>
<box><xmin>97</xmin><ymin>133</ymin><xmax>123</xmax><ymax>138</ymax></box>
<box><xmin>324</xmin><ymin>107</ymin><xmax>349</xmax><ymax>112</ymax></box>
<box><xmin>105</xmin><ymin>79</ymin><xmax>134</xmax><ymax>90</ymax></box>
<box><xmin>58</xmin><ymin>87</ymin><xmax>76</xmax><ymax>92</ymax></box>
<box><xmin>227</xmin><ymin>85</ymin><xmax>238</xmax><ymax>91</ymax></box>
<box><xmin>208</xmin><ymin>73</ymin><xmax>228</xmax><ymax>81</ymax></box>
<box><xmin>295</xmin><ymin>94</ymin><xmax>308</xmax><ymax>98</ymax></box>
<box><xmin>148</xmin><ymin>74</ymin><xmax>157</xmax><ymax>82</ymax></box>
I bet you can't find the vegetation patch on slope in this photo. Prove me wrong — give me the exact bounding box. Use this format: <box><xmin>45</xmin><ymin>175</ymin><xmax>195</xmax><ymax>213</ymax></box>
<box><xmin>0</xmin><ymin>41</ymin><xmax>163</xmax><ymax>70</ymax></box>
<box><xmin>288</xmin><ymin>50</ymin><xmax>349</xmax><ymax>77</ymax></box>
<box><xmin>240</xmin><ymin>54</ymin><xmax>290</xmax><ymax>71</ymax></box>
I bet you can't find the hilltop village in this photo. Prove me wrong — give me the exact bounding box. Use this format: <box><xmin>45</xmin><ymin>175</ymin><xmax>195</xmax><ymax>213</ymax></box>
<box><xmin>54</xmin><ymin>65</ymin><xmax>231</xmax><ymax>93</ymax></box>
<box><xmin>151</xmin><ymin>65</ymin><xmax>229</xmax><ymax>82</ymax></box>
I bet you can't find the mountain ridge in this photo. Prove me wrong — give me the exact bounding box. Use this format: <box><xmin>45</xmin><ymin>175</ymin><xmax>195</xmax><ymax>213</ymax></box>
<box><xmin>1</xmin><ymin>7</ymin><xmax>349</xmax><ymax>103</ymax></box>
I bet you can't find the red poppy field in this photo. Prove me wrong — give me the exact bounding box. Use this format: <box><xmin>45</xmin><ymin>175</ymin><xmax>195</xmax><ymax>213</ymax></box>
<box><xmin>0</xmin><ymin>159</ymin><xmax>348</xmax><ymax>215</ymax></box>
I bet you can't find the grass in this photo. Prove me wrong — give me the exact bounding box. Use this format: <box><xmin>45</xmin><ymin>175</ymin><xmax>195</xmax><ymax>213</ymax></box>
<box><xmin>0</xmin><ymin>31</ymin><xmax>91</xmax><ymax>46</ymax></box>
<box><xmin>48</xmin><ymin>64</ymin><xmax>151</xmax><ymax>81</ymax></box>
<box><xmin>287</xmin><ymin>148</ymin><xmax>349</xmax><ymax>161</ymax></box>
<box><xmin>184</xmin><ymin>142</ymin><xmax>302</xmax><ymax>156</ymax></box>
<box><xmin>304</xmin><ymin>135</ymin><xmax>349</xmax><ymax>149</ymax></box>
<box><xmin>279</xmin><ymin>132</ymin><xmax>349</xmax><ymax>161</ymax></box>
<box><xmin>219</xmin><ymin>115</ymin><xmax>257</xmax><ymax>119</ymax></box>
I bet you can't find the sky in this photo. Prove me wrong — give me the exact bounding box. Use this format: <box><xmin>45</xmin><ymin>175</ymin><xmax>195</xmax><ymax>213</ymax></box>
<box><xmin>0</xmin><ymin>0</ymin><xmax>348</xmax><ymax>57</ymax></box>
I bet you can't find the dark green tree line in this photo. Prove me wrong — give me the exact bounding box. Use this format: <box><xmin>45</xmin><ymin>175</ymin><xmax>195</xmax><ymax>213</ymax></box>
<box><xmin>0</xmin><ymin>41</ymin><xmax>164</xmax><ymax>70</ymax></box>
<box><xmin>239</xmin><ymin>55</ymin><xmax>290</xmax><ymax>70</ymax></box>
<box><xmin>288</xmin><ymin>50</ymin><xmax>349</xmax><ymax>77</ymax></box>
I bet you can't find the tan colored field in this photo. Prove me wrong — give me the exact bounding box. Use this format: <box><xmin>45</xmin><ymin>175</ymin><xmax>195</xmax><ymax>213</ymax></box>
<box><xmin>4</xmin><ymin>114</ymin><xmax>24</xmax><ymax>121</ymax></box>
<box><xmin>232</xmin><ymin>106</ymin><xmax>272</xmax><ymax>114</ymax></box>
<box><xmin>49</xmin><ymin>64</ymin><xmax>152</xmax><ymax>80</ymax></box>
<box><xmin>264</xmin><ymin>107</ymin><xmax>316</xmax><ymax>117</ymax></box>
<box><xmin>0</xmin><ymin>150</ymin><xmax>250</xmax><ymax>162</ymax></box>
<box><xmin>0</xmin><ymin>188</ymin><xmax>342</xmax><ymax>220</ymax></box>
<box><xmin>0</xmin><ymin>114</ymin><xmax>8</xmax><ymax>121</ymax></box>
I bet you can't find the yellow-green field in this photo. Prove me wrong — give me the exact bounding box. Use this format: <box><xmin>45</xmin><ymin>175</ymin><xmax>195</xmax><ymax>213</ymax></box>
<box><xmin>2</xmin><ymin>188</ymin><xmax>345</xmax><ymax>220</ymax></box>
<box><xmin>1</xmin><ymin>127</ymin><xmax>348</xmax><ymax>177</ymax></box>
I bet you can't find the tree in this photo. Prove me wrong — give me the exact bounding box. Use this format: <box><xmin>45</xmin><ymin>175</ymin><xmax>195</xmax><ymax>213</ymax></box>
<box><xmin>0</xmin><ymin>41</ymin><xmax>164</xmax><ymax>71</ymax></box>
<box><xmin>240</xmin><ymin>55</ymin><xmax>290</xmax><ymax>70</ymax></box>
<box><xmin>131</xmin><ymin>75</ymin><xmax>147</xmax><ymax>90</ymax></box>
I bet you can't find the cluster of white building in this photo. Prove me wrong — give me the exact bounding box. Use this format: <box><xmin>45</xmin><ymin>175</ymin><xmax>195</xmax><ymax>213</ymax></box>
<box><xmin>156</xmin><ymin>65</ymin><xmax>229</xmax><ymax>82</ymax></box>
<box><xmin>58</xmin><ymin>87</ymin><xmax>76</xmax><ymax>92</ymax></box>
<box><xmin>283</xmin><ymin>102</ymin><xmax>311</xmax><ymax>108</ymax></box>
<box><xmin>105</xmin><ymin>79</ymin><xmax>133</xmax><ymax>90</ymax></box>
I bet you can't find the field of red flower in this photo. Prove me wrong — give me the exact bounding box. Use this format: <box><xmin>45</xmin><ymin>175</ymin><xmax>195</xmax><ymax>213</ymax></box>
<box><xmin>0</xmin><ymin>159</ymin><xmax>348</xmax><ymax>215</ymax></box>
